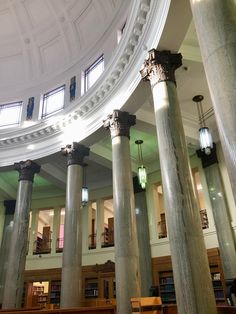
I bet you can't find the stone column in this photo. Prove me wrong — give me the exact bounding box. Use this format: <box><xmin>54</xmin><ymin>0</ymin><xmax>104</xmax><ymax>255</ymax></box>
<box><xmin>60</xmin><ymin>142</ymin><xmax>89</xmax><ymax>308</ymax></box>
<box><xmin>28</xmin><ymin>208</ymin><xmax>38</xmax><ymax>256</ymax></box>
<box><xmin>51</xmin><ymin>207</ymin><xmax>61</xmax><ymax>254</ymax></box>
<box><xmin>96</xmin><ymin>199</ymin><xmax>103</xmax><ymax>250</ymax></box>
<box><xmin>140</xmin><ymin>50</ymin><xmax>216</xmax><ymax>314</ymax></box>
<box><xmin>189</xmin><ymin>0</ymin><xmax>236</xmax><ymax>204</ymax></box>
<box><xmin>197</xmin><ymin>144</ymin><xmax>236</xmax><ymax>302</ymax></box>
<box><xmin>0</xmin><ymin>222</ymin><xmax>14</xmax><ymax>306</ymax></box>
<box><xmin>134</xmin><ymin>187</ymin><xmax>152</xmax><ymax>297</ymax></box>
<box><xmin>104</xmin><ymin>110</ymin><xmax>141</xmax><ymax>314</ymax></box>
<box><xmin>0</xmin><ymin>200</ymin><xmax>15</xmax><ymax>305</ymax></box>
<box><xmin>2</xmin><ymin>161</ymin><xmax>40</xmax><ymax>309</ymax></box>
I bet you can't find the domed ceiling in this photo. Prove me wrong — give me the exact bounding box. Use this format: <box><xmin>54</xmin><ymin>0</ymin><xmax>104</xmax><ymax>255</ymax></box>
<box><xmin>0</xmin><ymin>0</ymin><xmax>128</xmax><ymax>98</ymax></box>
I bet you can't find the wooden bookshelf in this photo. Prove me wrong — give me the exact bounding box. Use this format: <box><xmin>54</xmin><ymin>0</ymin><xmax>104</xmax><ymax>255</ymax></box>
<box><xmin>152</xmin><ymin>248</ymin><xmax>226</xmax><ymax>305</ymax></box>
<box><xmin>49</xmin><ymin>280</ymin><xmax>61</xmax><ymax>306</ymax></box>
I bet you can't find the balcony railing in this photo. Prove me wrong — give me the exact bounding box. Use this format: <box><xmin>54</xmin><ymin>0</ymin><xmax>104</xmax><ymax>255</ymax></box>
<box><xmin>101</xmin><ymin>228</ymin><xmax>114</xmax><ymax>248</ymax></box>
<box><xmin>157</xmin><ymin>209</ymin><xmax>209</xmax><ymax>239</ymax></box>
<box><xmin>33</xmin><ymin>232</ymin><xmax>52</xmax><ymax>254</ymax></box>
<box><xmin>88</xmin><ymin>233</ymin><xmax>96</xmax><ymax>250</ymax></box>
<box><xmin>200</xmin><ymin>209</ymin><xmax>209</xmax><ymax>229</ymax></box>
<box><xmin>56</xmin><ymin>237</ymin><xmax>64</xmax><ymax>253</ymax></box>
<box><xmin>157</xmin><ymin>220</ymin><xmax>167</xmax><ymax>239</ymax></box>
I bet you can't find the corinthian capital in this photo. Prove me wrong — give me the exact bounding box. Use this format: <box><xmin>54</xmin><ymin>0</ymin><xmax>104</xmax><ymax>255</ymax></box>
<box><xmin>140</xmin><ymin>49</ymin><xmax>182</xmax><ymax>86</ymax></box>
<box><xmin>103</xmin><ymin>110</ymin><xmax>136</xmax><ymax>139</ymax></box>
<box><xmin>14</xmin><ymin>160</ymin><xmax>40</xmax><ymax>182</ymax></box>
<box><xmin>61</xmin><ymin>142</ymin><xmax>90</xmax><ymax>166</ymax></box>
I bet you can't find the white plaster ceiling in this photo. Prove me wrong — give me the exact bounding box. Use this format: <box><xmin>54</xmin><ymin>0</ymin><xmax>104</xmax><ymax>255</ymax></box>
<box><xmin>0</xmin><ymin>0</ymin><xmax>128</xmax><ymax>95</ymax></box>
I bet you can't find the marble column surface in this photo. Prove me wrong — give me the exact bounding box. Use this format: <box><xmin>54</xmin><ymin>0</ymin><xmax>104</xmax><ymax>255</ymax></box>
<box><xmin>60</xmin><ymin>164</ymin><xmax>83</xmax><ymax>308</ymax></box>
<box><xmin>2</xmin><ymin>181</ymin><xmax>33</xmax><ymax>309</ymax></box>
<box><xmin>112</xmin><ymin>135</ymin><xmax>141</xmax><ymax>314</ymax></box>
<box><xmin>152</xmin><ymin>81</ymin><xmax>217</xmax><ymax>314</ymax></box>
<box><xmin>190</xmin><ymin>0</ymin><xmax>236</xmax><ymax>204</ymax></box>
<box><xmin>0</xmin><ymin>221</ymin><xmax>13</xmax><ymax>304</ymax></box>
<box><xmin>135</xmin><ymin>191</ymin><xmax>152</xmax><ymax>296</ymax></box>
<box><xmin>205</xmin><ymin>163</ymin><xmax>236</xmax><ymax>280</ymax></box>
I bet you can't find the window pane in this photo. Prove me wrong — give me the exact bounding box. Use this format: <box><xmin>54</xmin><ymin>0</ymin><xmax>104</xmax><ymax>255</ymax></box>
<box><xmin>42</xmin><ymin>86</ymin><xmax>65</xmax><ymax>118</ymax></box>
<box><xmin>0</xmin><ymin>102</ymin><xmax>22</xmax><ymax>127</ymax></box>
<box><xmin>85</xmin><ymin>56</ymin><xmax>104</xmax><ymax>92</ymax></box>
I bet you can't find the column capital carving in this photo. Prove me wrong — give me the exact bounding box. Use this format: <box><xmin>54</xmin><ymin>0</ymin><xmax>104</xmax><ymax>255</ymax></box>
<box><xmin>196</xmin><ymin>143</ymin><xmax>218</xmax><ymax>168</ymax></box>
<box><xmin>61</xmin><ymin>142</ymin><xmax>90</xmax><ymax>166</ymax></box>
<box><xmin>14</xmin><ymin>160</ymin><xmax>41</xmax><ymax>182</ymax></box>
<box><xmin>103</xmin><ymin>110</ymin><xmax>136</xmax><ymax>139</ymax></box>
<box><xmin>140</xmin><ymin>49</ymin><xmax>182</xmax><ymax>86</ymax></box>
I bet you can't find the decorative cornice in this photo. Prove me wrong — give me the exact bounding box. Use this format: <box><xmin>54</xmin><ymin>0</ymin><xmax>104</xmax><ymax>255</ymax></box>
<box><xmin>0</xmin><ymin>0</ymin><xmax>171</xmax><ymax>166</ymax></box>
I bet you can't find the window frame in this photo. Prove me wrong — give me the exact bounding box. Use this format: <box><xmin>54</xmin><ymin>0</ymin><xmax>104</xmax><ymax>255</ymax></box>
<box><xmin>41</xmin><ymin>85</ymin><xmax>65</xmax><ymax>119</ymax></box>
<box><xmin>83</xmin><ymin>55</ymin><xmax>104</xmax><ymax>94</ymax></box>
<box><xmin>0</xmin><ymin>101</ymin><xmax>22</xmax><ymax>128</ymax></box>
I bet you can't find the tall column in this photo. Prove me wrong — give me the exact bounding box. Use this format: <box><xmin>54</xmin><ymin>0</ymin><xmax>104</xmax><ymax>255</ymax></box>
<box><xmin>0</xmin><ymin>200</ymin><xmax>15</xmax><ymax>305</ymax></box>
<box><xmin>2</xmin><ymin>161</ymin><xmax>40</xmax><ymax>309</ymax></box>
<box><xmin>104</xmin><ymin>110</ymin><xmax>141</xmax><ymax>314</ymax></box>
<box><xmin>60</xmin><ymin>142</ymin><xmax>89</xmax><ymax>308</ymax></box>
<box><xmin>51</xmin><ymin>207</ymin><xmax>61</xmax><ymax>254</ymax></box>
<box><xmin>189</xmin><ymin>0</ymin><xmax>236</xmax><ymax>204</ymax></box>
<box><xmin>140</xmin><ymin>50</ymin><xmax>216</xmax><ymax>314</ymax></box>
<box><xmin>134</xmin><ymin>188</ymin><xmax>152</xmax><ymax>296</ymax></box>
<box><xmin>0</xmin><ymin>223</ymin><xmax>13</xmax><ymax>306</ymax></box>
<box><xmin>96</xmin><ymin>199</ymin><xmax>103</xmax><ymax>250</ymax></box>
<box><xmin>197</xmin><ymin>144</ymin><xmax>236</xmax><ymax>302</ymax></box>
<box><xmin>28</xmin><ymin>208</ymin><xmax>38</xmax><ymax>256</ymax></box>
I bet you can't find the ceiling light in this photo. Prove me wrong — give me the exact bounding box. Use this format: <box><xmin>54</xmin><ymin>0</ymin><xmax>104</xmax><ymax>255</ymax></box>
<box><xmin>135</xmin><ymin>140</ymin><xmax>147</xmax><ymax>189</ymax></box>
<box><xmin>193</xmin><ymin>95</ymin><xmax>213</xmax><ymax>155</ymax></box>
<box><xmin>82</xmin><ymin>163</ymin><xmax>89</xmax><ymax>206</ymax></box>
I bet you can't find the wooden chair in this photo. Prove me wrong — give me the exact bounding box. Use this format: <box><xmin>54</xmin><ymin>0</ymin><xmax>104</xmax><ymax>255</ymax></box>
<box><xmin>131</xmin><ymin>297</ymin><xmax>163</xmax><ymax>314</ymax></box>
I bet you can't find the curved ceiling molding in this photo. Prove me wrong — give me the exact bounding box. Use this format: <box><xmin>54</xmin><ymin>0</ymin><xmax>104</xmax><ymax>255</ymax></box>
<box><xmin>0</xmin><ymin>0</ymin><xmax>171</xmax><ymax>166</ymax></box>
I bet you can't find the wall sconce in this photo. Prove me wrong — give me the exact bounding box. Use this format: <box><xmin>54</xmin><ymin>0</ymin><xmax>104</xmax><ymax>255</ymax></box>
<box><xmin>192</xmin><ymin>95</ymin><xmax>213</xmax><ymax>155</ymax></box>
<box><xmin>135</xmin><ymin>140</ymin><xmax>147</xmax><ymax>189</ymax></box>
<box><xmin>82</xmin><ymin>163</ymin><xmax>88</xmax><ymax>206</ymax></box>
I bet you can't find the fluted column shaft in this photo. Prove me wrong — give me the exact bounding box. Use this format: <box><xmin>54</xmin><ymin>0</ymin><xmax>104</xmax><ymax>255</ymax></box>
<box><xmin>141</xmin><ymin>50</ymin><xmax>216</xmax><ymax>314</ymax></box>
<box><xmin>190</xmin><ymin>0</ymin><xmax>236</xmax><ymax>204</ymax></box>
<box><xmin>60</xmin><ymin>142</ymin><xmax>89</xmax><ymax>308</ymax></box>
<box><xmin>2</xmin><ymin>161</ymin><xmax>40</xmax><ymax>309</ymax></box>
<box><xmin>104</xmin><ymin>110</ymin><xmax>141</xmax><ymax>314</ymax></box>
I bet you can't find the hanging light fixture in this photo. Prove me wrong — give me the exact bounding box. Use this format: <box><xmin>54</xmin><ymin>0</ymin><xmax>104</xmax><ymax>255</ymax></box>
<box><xmin>82</xmin><ymin>163</ymin><xmax>89</xmax><ymax>206</ymax></box>
<box><xmin>192</xmin><ymin>95</ymin><xmax>213</xmax><ymax>155</ymax></box>
<box><xmin>135</xmin><ymin>140</ymin><xmax>147</xmax><ymax>189</ymax></box>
